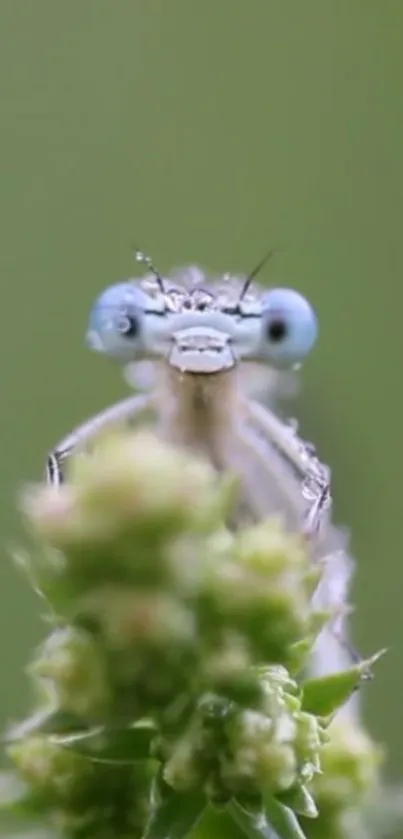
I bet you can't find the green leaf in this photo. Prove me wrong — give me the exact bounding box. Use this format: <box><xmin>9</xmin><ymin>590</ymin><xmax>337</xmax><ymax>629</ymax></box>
<box><xmin>227</xmin><ymin>798</ymin><xmax>306</xmax><ymax>839</ymax></box>
<box><xmin>286</xmin><ymin>639</ymin><xmax>312</xmax><ymax>674</ymax></box>
<box><xmin>287</xmin><ymin>613</ymin><xmax>334</xmax><ymax>674</ymax></box>
<box><xmin>276</xmin><ymin>786</ymin><xmax>318</xmax><ymax>819</ymax></box>
<box><xmin>53</xmin><ymin>721</ymin><xmax>156</xmax><ymax>763</ymax></box>
<box><xmin>301</xmin><ymin>650</ymin><xmax>386</xmax><ymax>717</ymax></box>
<box><xmin>143</xmin><ymin>789</ymin><xmax>206</xmax><ymax>839</ymax></box>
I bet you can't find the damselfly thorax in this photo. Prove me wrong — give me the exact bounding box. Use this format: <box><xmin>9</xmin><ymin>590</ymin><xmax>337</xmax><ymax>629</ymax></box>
<box><xmin>46</xmin><ymin>255</ymin><xmax>357</xmax><ymax>702</ymax></box>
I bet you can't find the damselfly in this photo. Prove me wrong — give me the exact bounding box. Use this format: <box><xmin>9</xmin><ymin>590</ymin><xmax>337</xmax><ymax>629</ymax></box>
<box><xmin>46</xmin><ymin>250</ymin><xmax>359</xmax><ymax>702</ymax></box>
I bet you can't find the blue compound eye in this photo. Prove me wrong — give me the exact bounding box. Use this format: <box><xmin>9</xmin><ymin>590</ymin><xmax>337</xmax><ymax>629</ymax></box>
<box><xmin>259</xmin><ymin>288</ymin><xmax>318</xmax><ymax>368</ymax></box>
<box><xmin>86</xmin><ymin>282</ymin><xmax>150</xmax><ymax>359</ymax></box>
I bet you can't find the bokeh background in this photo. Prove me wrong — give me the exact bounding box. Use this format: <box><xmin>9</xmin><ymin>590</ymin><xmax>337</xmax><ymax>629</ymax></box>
<box><xmin>0</xmin><ymin>0</ymin><xmax>402</xmax><ymax>811</ymax></box>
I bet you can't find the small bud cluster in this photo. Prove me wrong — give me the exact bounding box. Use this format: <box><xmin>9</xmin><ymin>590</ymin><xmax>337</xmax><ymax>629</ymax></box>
<box><xmin>7</xmin><ymin>734</ymin><xmax>152</xmax><ymax>839</ymax></box>
<box><xmin>161</xmin><ymin>666</ymin><xmax>325</xmax><ymax>803</ymax></box>
<box><xmin>301</xmin><ymin>719</ymin><xmax>384</xmax><ymax>839</ymax></box>
<box><xmin>0</xmin><ymin>431</ymin><xmax>385</xmax><ymax>839</ymax></box>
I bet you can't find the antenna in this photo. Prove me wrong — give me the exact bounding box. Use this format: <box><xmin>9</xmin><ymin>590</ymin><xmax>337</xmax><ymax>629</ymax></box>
<box><xmin>134</xmin><ymin>248</ymin><xmax>165</xmax><ymax>293</ymax></box>
<box><xmin>239</xmin><ymin>247</ymin><xmax>275</xmax><ymax>301</ymax></box>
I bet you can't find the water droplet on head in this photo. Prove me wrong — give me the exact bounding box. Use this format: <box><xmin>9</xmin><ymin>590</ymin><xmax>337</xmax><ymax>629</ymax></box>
<box><xmin>135</xmin><ymin>250</ymin><xmax>153</xmax><ymax>270</ymax></box>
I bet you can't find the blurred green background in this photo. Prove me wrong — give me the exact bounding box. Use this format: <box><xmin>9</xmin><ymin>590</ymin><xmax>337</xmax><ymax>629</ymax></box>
<box><xmin>0</xmin><ymin>0</ymin><xmax>401</xmax><ymax>791</ymax></box>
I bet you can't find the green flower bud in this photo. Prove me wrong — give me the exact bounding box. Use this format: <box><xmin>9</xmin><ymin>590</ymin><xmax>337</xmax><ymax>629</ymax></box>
<box><xmin>32</xmin><ymin>626</ymin><xmax>110</xmax><ymax>718</ymax></box>
<box><xmin>222</xmin><ymin>708</ymin><xmax>298</xmax><ymax>795</ymax></box>
<box><xmin>8</xmin><ymin>735</ymin><xmax>93</xmax><ymax>806</ymax></box>
<box><xmin>299</xmin><ymin>719</ymin><xmax>384</xmax><ymax>839</ymax></box>
<box><xmin>308</xmin><ymin>718</ymin><xmax>383</xmax><ymax>812</ymax></box>
<box><xmin>80</xmin><ymin>587</ymin><xmax>195</xmax><ymax>651</ymax></box>
<box><xmin>22</xmin><ymin>432</ymin><xmax>234</xmax><ymax>598</ymax></box>
<box><xmin>200</xmin><ymin>632</ymin><xmax>258</xmax><ymax>703</ymax></box>
<box><xmin>77</xmin><ymin>588</ymin><xmax>197</xmax><ymax>713</ymax></box>
<box><xmin>7</xmin><ymin>734</ymin><xmax>151</xmax><ymax>838</ymax></box>
<box><xmin>25</xmin><ymin>432</ymin><xmax>225</xmax><ymax>550</ymax></box>
<box><xmin>162</xmin><ymin>725</ymin><xmax>212</xmax><ymax>792</ymax></box>
<box><xmin>202</xmin><ymin>520</ymin><xmax>323</xmax><ymax>665</ymax></box>
<box><xmin>218</xmin><ymin>667</ymin><xmax>324</xmax><ymax>799</ymax></box>
<box><xmin>294</xmin><ymin>711</ymin><xmax>322</xmax><ymax>779</ymax></box>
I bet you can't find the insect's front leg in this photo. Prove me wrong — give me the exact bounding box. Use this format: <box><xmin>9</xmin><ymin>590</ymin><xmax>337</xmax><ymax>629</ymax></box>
<box><xmin>246</xmin><ymin>398</ymin><xmax>367</xmax><ymax>680</ymax></box>
<box><xmin>46</xmin><ymin>393</ymin><xmax>152</xmax><ymax>486</ymax></box>
<box><xmin>246</xmin><ymin>399</ymin><xmax>331</xmax><ymax>535</ymax></box>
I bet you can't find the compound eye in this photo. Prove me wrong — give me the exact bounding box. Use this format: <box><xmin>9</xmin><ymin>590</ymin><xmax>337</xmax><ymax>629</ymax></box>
<box><xmin>260</xmin><ymin>288</ymin><xmax>318</xmax><ymax>368</ymax></box>
<box><xmin>115</xmin><ymin>308</ymin><xmax>141</xmax><ymax>339</ymax></box>
<box><xmin>86</xmin><ymin>282</ymin><xmax>149</xmax><ymax>359</ymax></box>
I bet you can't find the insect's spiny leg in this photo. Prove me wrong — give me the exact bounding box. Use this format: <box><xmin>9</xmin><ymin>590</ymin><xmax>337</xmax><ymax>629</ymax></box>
<box><xmin>247</xmin><ymin>399</ymin><xmax>332</xmax><ymax>535</ymax></box>
<box><xmin>47</xmin><ymin>451</ymin><xmax>65</xmax><ymax>486</ymax></box>
<box><xmin>246</xmin><ymin>400</ymin><xmax>365</xmax><ymax>673</ymax></box>
<box><xmin>46</xmin><ymin>393</ymin><xmax>152</xmax><ymax>486</ymax></box>
<box><xmin>303</xmin><ymin>482</ymin><xmax>331</xmax><ymax>537</ymax></box>
<box><xmin>229</xmin><ymin>417</ymin><xmax>307</xmax><ymax>523</ymax></box>
<box><xmin>248</xmin><ymin>399</ymin><xmax>314</xmax><ymax>473</ymax></box>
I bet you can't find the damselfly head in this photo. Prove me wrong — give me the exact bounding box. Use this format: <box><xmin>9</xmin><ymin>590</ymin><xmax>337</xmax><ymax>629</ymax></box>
<box><xmin>86</xmin><ymin>254</ymin><xmax>318</xmax><ymax>377</ymax></box>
